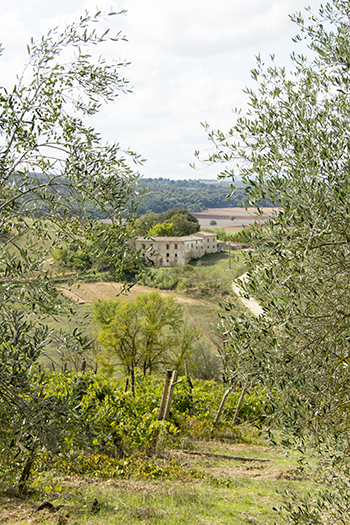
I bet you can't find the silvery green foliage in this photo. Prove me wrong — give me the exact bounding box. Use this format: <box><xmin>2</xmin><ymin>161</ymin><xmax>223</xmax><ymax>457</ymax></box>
<box><xmin>204</xmin><ymin>0</ymin><xmax>350</xmax><ymax>444</ymax></box>
<box><xmin>200</xmin><ymin>1</ymin><xmax>350</xmax><ymax>522</ymax></box>
<box><xmin>0</xmin><ymin>11</ymin><xmax>144</xmax><ymax>486</ymax></box>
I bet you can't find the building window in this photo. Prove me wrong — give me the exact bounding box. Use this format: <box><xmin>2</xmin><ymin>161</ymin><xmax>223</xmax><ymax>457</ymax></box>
<box><xmin>175</xmin><ymin>253</ymin><xmax>177</xmax><ymax>258</ymax></box>
<box><xmin>166</xmin><ymin>244</ymin><xmax>169</xmax><ymax>250</ymax></box>
<box><xmin>175</xmin><ymin>244</ymin><xmax>178</xmax><ymax>249</ymax></box>
<box><xmin>207</xmin><ymin>239</ymin><xmax>209</xmax><ymax>242</ymax></box>
<box><xmin>166</xmin><ymin>253</ymin><xmax>169</xmax><ymax>258</ymax></box>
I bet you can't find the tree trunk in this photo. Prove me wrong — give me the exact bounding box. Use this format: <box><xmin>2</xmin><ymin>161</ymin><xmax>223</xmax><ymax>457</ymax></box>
<box><xmin>130</xmin><ymin>367</ymin><xmax>135</xmax><ymax>396</ymax></box>
<box><xmin>18</xmin><ymin>453</ymin><xmax>35</xmax><ymax>491</ymax></box>
<box><xmin>214</xmin><ymin>385</ymin><xmax>233</xmax><ymax>425</ymax></box>
<box><xmin>233</xmin><ymin>383</ymin><xmax>249</xmax><ymax>424</ymax></box>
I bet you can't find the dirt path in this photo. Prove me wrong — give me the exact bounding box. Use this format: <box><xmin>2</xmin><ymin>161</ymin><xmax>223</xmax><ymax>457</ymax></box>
<box><xmin>58</xmin><ymin>281</ymin><xmax>208</xmax><ymax>306</ymax></box>
<box><xmin>231</xmin><ymin>273</ymin><xmax>264</xmax><ymax>317</ymax></box>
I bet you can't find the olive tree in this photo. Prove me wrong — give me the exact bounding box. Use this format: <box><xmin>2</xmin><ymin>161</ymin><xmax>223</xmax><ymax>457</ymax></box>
<box><xmin>0</xmin><ymin>11</ymin><xmax>144</xmax><ymax>487</ymax></box>
<box><xmin>199</xmin><ymin>1</ymin><xmax>350</xmax><ymax>521</ymax></box>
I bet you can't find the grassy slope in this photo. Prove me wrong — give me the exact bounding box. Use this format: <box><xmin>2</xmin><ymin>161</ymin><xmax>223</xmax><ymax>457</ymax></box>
<box><xmin>1</xmin><ymin>250</ymin><xmax>319</xmax><ymax>524</ymax></box>
<box><xmin>0</xmin><ymin>441</ymin><xmax>315</xmax><ymax>525</ymax></box>
<box><xmin>42</xmin><ymin>250</ymin><xmax>245</xmax><ymax>373</ymax></box>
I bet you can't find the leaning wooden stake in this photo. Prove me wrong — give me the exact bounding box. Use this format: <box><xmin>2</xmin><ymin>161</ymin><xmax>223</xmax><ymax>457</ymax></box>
<box><xmin>150</xmin><ymin>370</ymin><xmax>173</xmax><ymax>454</ymax></box>
<box><xmin>184</xmin><ymin>360</ymin><xmax>193</xmax><ymax>410</ymax></box>
<box><xmin>214</xmin><ymin>385</ymin><xmax>233</xmax><ymax>425</ymax></box>
<box><xmin>157</xmin><ymin>370</ymin><xmax>173</xmax><ymax>420</ymax></box>
<box><xmin>124</xmin><ymin>377</ymin><xmax>129</xmax><ymax>393</ymax></box>
<box><xmin>163</xmin><ymin>370</ymin><xmax>179</xmax><ymax>421</ymax></box>
<box><xmin>232</xmin><ymin>383</ymin><xmax>249</xmax><ymax>424</ymax></box>
<box><xmin>185</xmin><ymin>360</ymin><xmax>193</xmax><ymax>390</ymax></box>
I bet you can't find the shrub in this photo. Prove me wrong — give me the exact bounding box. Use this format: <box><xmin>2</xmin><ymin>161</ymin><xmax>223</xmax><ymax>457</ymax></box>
<box><xmin>138</xmin><ymin>268</ymin><xmax>179</xmax><ymax>289</ymax></box>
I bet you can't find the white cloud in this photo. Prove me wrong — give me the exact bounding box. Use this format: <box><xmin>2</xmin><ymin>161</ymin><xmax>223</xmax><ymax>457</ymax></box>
<box><xmin>0</xmin><ymin>0</ymin><xmax>322</xmax><ymax>179</ymax></box>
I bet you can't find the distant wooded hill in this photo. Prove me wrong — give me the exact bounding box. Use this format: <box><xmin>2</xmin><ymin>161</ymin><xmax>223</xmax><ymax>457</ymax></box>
<box><xmin>136</xmin><ymin>179</ymin><xmax>250</xmax><ymax>214</ymax></box>
<box><xmin>12</xmin><ymin>175</ymin><xmax>271</xmax><ymax>218</ymax></box>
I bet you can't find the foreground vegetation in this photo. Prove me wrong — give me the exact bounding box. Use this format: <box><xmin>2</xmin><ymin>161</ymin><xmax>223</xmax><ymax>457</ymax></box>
<box><xmin>4</xmin><ymin>2</ymin><xmax>350</xmax><ymax>524</ymax></box>
<box><xmin>197</xmin><ymin>1</ymin><xmax>350</xmax><ymax>522</ymax></box>
<box><xmin>0</xmin><ymin>443</ymin><xmax>313</xmax><ymax>525</ymax></box>
<box><xmin>0</xmin><ymin>372</ymin><xmax>315</xmax><ymax>525</ymax></box>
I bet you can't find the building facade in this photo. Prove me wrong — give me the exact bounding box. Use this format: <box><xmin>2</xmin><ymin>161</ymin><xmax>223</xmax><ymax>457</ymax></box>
<box><xmin>131</xmin><ymin>231</ymin><xmax>225</xmax><ymax>267</ymax></box>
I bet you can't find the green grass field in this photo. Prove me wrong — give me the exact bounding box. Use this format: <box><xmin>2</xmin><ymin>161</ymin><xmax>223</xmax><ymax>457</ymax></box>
<box><xmin>0</xmin><ymin>439</ymin><xmax>316</xmax><ymax>525</ymax></box>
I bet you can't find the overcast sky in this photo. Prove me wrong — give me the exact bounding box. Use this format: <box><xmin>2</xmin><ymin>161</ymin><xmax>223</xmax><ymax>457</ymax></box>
<box><xmin>0</xmin><ymin>0</ymin><xmax>322</xmax><ymax>180</ymax></box>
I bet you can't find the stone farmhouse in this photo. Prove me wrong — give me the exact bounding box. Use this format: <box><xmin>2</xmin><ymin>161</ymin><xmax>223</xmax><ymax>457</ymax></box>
<box><xmin>131</xmin><ymin>231</ymin><xmax>225</xmax><ymax>267</ymax></box>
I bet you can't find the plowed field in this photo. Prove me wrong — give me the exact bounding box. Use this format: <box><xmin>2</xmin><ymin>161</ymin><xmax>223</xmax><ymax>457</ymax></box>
<box><xmin>192</xmin><ymin>206</ymin><xmax>277</xmax><ymax>230</ymax></box>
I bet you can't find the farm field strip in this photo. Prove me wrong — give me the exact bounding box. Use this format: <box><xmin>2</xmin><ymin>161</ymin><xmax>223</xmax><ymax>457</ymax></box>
<box><xmin>58</xmin><ymin>281</ymin><xmax>210</xmax><ymax>306</ymax></box>
<box><xmin>193</xmin><ymin>206</ymin><xmax>278</xmax><ymax>230</ymax></box>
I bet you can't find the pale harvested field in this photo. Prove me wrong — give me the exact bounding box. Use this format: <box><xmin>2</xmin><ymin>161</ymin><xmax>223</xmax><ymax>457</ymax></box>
<box><xmin>58</xmin><ymin>281</ymin><xmax>206</xmax><ymax>305</ymax></box>
<box><xmin>193</xmin><ymin>207</ymin><xmax>277</xmax><ymax>230</ymax></box>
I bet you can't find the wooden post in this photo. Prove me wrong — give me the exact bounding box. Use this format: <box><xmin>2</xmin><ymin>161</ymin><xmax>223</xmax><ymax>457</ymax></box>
<box><xmin>157</xmin><ymin>370</ymin><xmax>173</xmax><ymax>420</ymax></box>
<box><xmin>124</xmin><ymin>377</ymin><xmax>129</xmax><ymax>393</ymax></box>
<box><xmin>184</xmin><ymin>360</ymin><xmax>193</xmax><ymax>411</ymax></box>
<box><xmin>150</xmin><ymin>370</ymin><xmax>173</xmax><ymax>454</ymax></box>
<box><xmin>185</xmin><ymin>360</ymin><xmax>193</xmax><ymax>390</ymax></box>
<box><xmin>130</xmin><ymin>367</ymin><xmax>135</xmax><ymax>396</ymax></box>
<box><xmin>233</xmin><ymin>383</ymin><xmax>249</xmax><ymax>424</ymax></box>
<box><xmin>214</xmin><ymin>385</ymin><xmax>233</xmax><ymax>425</ymax></box>
<box><xmin>163</xmin><ymin>370</ymin><xmax>178</xmax><ymax>421</ymax></box>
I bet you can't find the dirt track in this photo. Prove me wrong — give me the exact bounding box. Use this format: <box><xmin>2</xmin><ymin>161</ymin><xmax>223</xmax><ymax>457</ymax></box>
<box><xmin>59</xmin><ymin>277</ymin><xmax>263</xmax><ymax>316</ymax></box>
<box><xmin>231</xmin><ymin>273</ymin><xmax>263</xmax><ymax>317</ymax></box>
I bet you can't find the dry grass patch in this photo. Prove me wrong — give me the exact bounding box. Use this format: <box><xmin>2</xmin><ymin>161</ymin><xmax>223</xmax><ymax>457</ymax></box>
<box><xmin>58</xmin><ymin>282</ymin><xmax>207</xmax><ymax>306</ymax></box>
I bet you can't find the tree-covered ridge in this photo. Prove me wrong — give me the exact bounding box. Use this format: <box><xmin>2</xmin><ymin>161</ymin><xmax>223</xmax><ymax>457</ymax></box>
<box><xmin>9</xmin><ymin>176</ymin><xmax>272</xmax><ymax>218</ymax></box>
<box><xmin>134</xmin><ymin>207</ymin><xmax>200</xmax><ymax>237</ymax></box>
<box><xmin>136</xmin><ymin>179</ymin><xmax>248</xmax><ymax>214</ymax></box>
